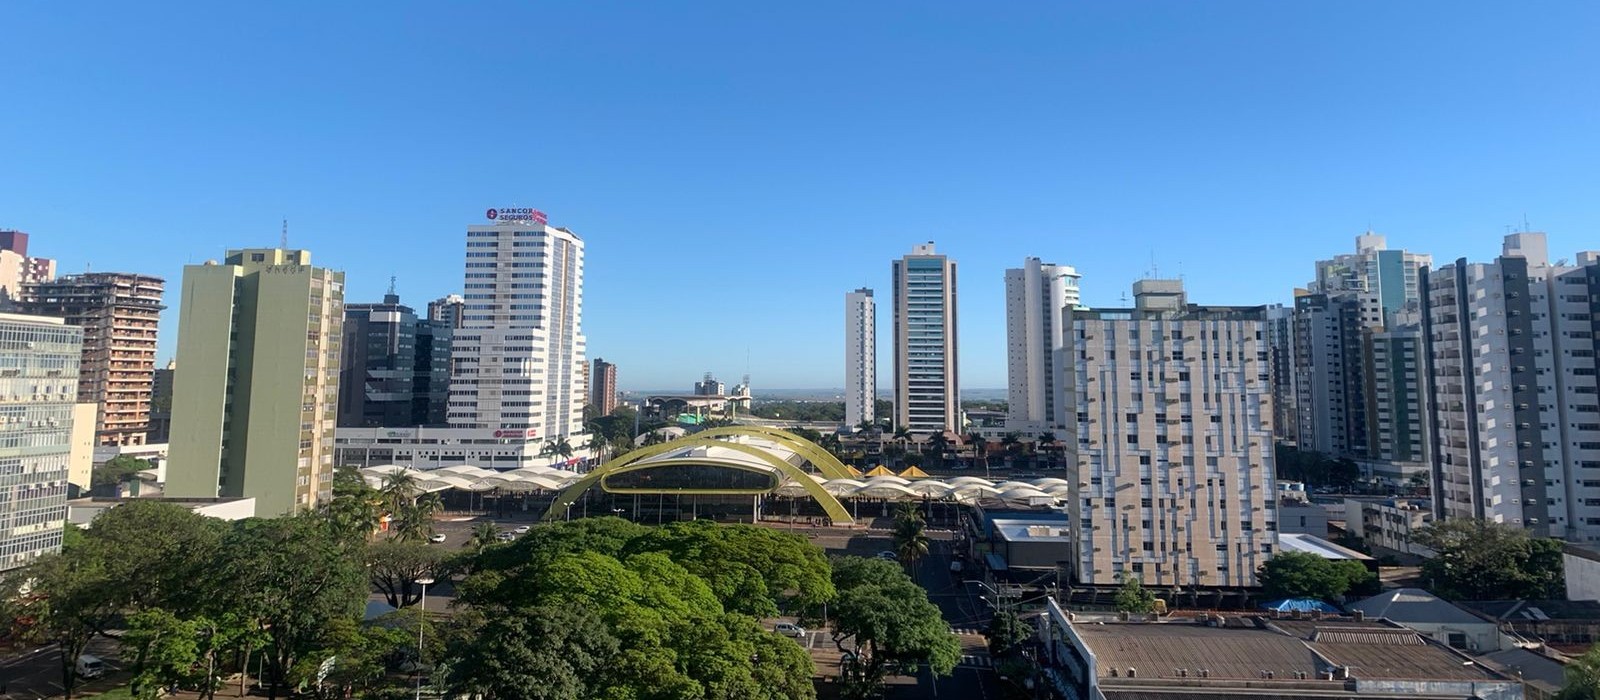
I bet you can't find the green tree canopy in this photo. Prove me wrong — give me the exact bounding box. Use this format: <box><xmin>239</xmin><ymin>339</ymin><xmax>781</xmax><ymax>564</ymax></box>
<box><xmin>1114</xmin><ymin>577</ymin><xmax>1156</xmax><ymax>613</ymax></box>
<box><xmin>828</xmin><ymin>556</ymin><xmax>959</xmax><ymax>699</ymax></box>
<box><xmin>1256</xmin><ymin>551</ymin><xmax>1374</xmax><ymax>601</ymax></box>
<box><xmin>446</xmin><ymin>604</ymin><xmax>620</xmax><ymax>700</ymax></box>
<box><xmin>212</xmin><ymin>516</ymin><xmax>367</xmax><ymax>700</ymax></box>
<box><xmin>366</xmin><ymin>539</ymin><xmax>452</xmax><ymax>608</ymax></box>
<box><xmin>1559</xmin><ymin>643</ymin><xmax>1600</xmax><ymax>700</ymax></box>
<box><xmin>1412</xmin><ymin>519</ymin><xmax>1566</xmax><ymax>600</ymax></box>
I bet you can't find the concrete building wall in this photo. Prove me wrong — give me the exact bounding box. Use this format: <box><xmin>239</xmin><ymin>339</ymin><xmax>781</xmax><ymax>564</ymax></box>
<box><xmin>167</xmin><ymin>249</ymin><xmax>342</xmax><ymax>516</ymax></box>
<box><xmin>844</xmin><ymin>289</ymin><xmax>876</xmax><ymax>429</ymax></box>
<box><xmin>1566</xmin><ymin>548</ymin><xmax>1600</xmax><ymax>602</ymax></box>
<box><xmin>67</xmin><ymin>402</ymin><xmax>96</xmax><ymax>494</ymax></box>
<box><xmin>591</xmin><ymin>358</ymin><xmax>618</xmax><ymax>416</ymax></box>
<box><xmin>1065</xmin><ymin>281</ymin><xmax>1276</xmax><ymax>587</ymax></box>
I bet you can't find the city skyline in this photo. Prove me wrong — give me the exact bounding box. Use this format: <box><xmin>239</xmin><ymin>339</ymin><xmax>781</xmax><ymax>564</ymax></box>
<box><xmin>4</xmin><ymin>3</ymin><xmax>1599</xmax><ymax>389</ymax></box>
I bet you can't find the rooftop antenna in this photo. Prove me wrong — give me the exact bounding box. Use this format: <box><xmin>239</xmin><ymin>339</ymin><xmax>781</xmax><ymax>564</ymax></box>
<box><xmin>280</xmin><ymin>219</ymin><xmax>288</xmax><ymax>249</ymax></box>
<box><xmin>388</xmin><ymin>275</ymin><xmax>397</xmax><ymax>296</ymax></box>
<box><xmin>1523</xmin><ymin>213</ymin><xmax>1531</xmax><ymax>233</ymax></box>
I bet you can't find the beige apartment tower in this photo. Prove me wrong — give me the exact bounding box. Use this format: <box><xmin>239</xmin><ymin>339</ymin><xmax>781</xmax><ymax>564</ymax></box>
<box><xmin>1065</xmin><ymin>280</ymin><xmax>1276</xmax><ymax>588</ymax></box>
<box><xmin>19</xmin><ymin>273</ymin><xmax>165</xmax><ymax>445</ymax></box>
<box><xmin>166</xmin><ymin>249</ymin><xmax>344</xmax><ymax>516</ymax></box>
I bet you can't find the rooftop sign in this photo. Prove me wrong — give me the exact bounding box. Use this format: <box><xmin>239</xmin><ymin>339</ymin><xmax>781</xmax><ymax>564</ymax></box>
<box><xmin>486</xmin><ymin>207</ymin><xmax>548</xmax><ymax>225</ymax></box>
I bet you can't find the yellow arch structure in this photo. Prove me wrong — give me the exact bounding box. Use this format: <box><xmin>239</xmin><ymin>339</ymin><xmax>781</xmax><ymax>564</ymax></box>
<box><xmin>689</xmin><ymin>425</ymin><xmax>855</xmax><ymax>479</ymax></box>
<box><xmin>541</xmin><ymin>433</ymin><xmax>855</xmax><ymax>525</ymax></box>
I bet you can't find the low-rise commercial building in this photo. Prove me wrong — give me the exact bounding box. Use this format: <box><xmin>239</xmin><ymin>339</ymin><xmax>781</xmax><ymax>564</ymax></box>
<box><xmin>1036</xmin><ymin>598</ymin><xmax>1523</xmax><ymax>699</ymax></box>
<box><xmin>1345</xmin><ymin>497</ymin><xmax>1435</xmax><ymax>557</ymax></box>
<box><xmin>333</xmin><ymin>426</ymin><xmax>588</xmax><ymax>471</ymax></box>
<box><xmin>1348</xmin><ymin>588</ymin><xmax>1507</xmax><ymax>653</ymax></box>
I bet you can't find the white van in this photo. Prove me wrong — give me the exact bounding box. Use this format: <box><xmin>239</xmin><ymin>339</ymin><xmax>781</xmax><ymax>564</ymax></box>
<box><xmin>75</xmin><ymin>654</ymin><xmax>105</xmax><ymax>679</ymax></box>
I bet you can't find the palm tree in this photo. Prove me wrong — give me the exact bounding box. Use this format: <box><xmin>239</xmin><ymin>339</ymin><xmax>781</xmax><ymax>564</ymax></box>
<box><xmin>321</xmin><ymin>469</ymin><xmax>383</xmax><ymax>544</ymax></box>
<box><xmin>1038</xmin><ymin>431</ymin><xmax>1057</xmax><ymax>469</ymax></box>
<box><xmin>584</xmin><ymin>434</ymin><xmax>609</xmax><ymax>466</ymax></box>
<box><xmin>1000</xmin><ymin>432</ymin><xmax>1022</xmax><ymax>469</ymax></box>
<box><xmin>555</xmin><ymin>437</ymin><xmax>575</xmax><ymax>461</ymax></box>
<box><xmin>468</xmin><ymin>521</ymin><xmax>502</xmax><ymax>552</ymax></box>
<box><xmin>966</xmin><ymin>431</ymin><xmax>989</xmax><ymax>474</ymax></box>
<box><xmin>379</xmin><ymin>470</ymin><xmax>419</xmax><ymax>518</ymax></box>
<box><xmin>391</xmin><ymin>492</ymin><xmax>443</xmax><ymax>542</ymax></box>
<box><xmin>893</xmin><ymin>514</ymin><xmax>931</xmax><ymax>572</ymax></box>
<box><xmin>893</xmin><ymin>501</ymin><xmax>924</xmax><ymax>527</ymax></box>
<box><xmin>892</xmin><ymin>425</ymin><xmax>912</xmax><ymax>450</ymax></box>
<box><xmin>928</xmin><ymin>432</ymin><xmax>950</xmax><ymax>466</ymax></box>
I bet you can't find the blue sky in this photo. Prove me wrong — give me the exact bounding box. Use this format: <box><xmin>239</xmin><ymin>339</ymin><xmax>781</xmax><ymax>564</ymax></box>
<box><xmin>3</xmin><ymin>3</ymin><xmax>1598</xmax><ymax>390</ymax></box>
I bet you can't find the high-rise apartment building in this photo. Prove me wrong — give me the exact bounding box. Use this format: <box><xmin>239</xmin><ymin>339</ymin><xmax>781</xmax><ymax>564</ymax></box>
<box><xmin>1064</xmin><ymin>279</ymin><xmax>1276</xmax><ymax>587</ymax></box>
<box><xmin>1311</xmin><ymin>232</ymin><xmax>1431</xmax><ymax>328</ymax></box>
<box><xmin>148</xmin><ymin>360</ymin><xmax>175</xmax><ymax>443</ymax></box>
<box><xmin>0</xmin><ymin>230</ymin><xmax>56</xmax><ymax>304</ymax></box>
<box><xmin>427</xmin><ymin>294</ymin><xmax>465</xmax><ymax>329</ymax></box>
<box><xmin>1293</xmin><ymin>293</ymin><xmax>1367</xmax><ymax>456</ymax></box>
<box><xmin>18</xmin><ymin>273</ymin><xmax>165</xmax><ymax>446</ymax></box>
<box><xmin>166</xmin><ymin>248</ymin><xmax>344</xmax><ymax>516</ymax></box>
<box><xmin>0</xmin><ymin>313</ymin><xmax>82</xmax><ymax>571</ymax></box>
<box><xmin>590</xmin><ymin>358</ymin><xmax>618</xmax><ymax>416</ymax></box>
<box><xmin>448</xmin><ymin>208</ymin><xmax>586</xmax><ymax>445</ymax></box>
<box><xmin>1005</xmin><ymin>258</ymin><xmax>1081</xmax><ymax>433</ymax></box>
<box><xmin>338</xmin><ymin>292</ymin><xmax>452</xmax><ymax>428</ymax></box>
<box><xmin>1293</xmin><ymin>234</ymin><xmax>1433</xmax><ymax>486</ymax></box>
<box><xmin>1424</xmin><ymin>232</ymin><xmax>1600</xmax><ymax>542</ymax></box>
<box><xmin>845</xmin><ymin>288</ymin><xmax>877</xmax><ymax>429</ymax></box>
<box><xmin>1362</xmin><ymin>316</ymin><xmax>1430</xmax><ymax>479</ymax></box>
<box><xmin>1264</xmin><ymin>303</ymin><xmax>1298</xmax><ymax>446</ymax></box>
<box><xmin>892</xmin><ymin>242</ymin><xmax>959</xmax><ymax>435</ymax></box>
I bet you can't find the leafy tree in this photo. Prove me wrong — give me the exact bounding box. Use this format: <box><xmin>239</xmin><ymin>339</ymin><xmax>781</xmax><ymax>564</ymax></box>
<box><xmin>1559</xmin><ymin>643</ymin><xmax>1600</xmax><ymax>700</ymax></box>
<box><xmin>88</xmin><ymin>500</ymin><xmax>227</xmax><ymax>615</ymax></box>
<box><xmin>212</xmin><ymin>516</ymin><xmax>367</xmax><ymax>700</ymax></box>
<box><xmin>985</xmin><ymin>609</ymin><xmax>1031</xmax><ymax>658</ymax></box>
<box><xmin>4</xmin><ymin>548</ymin><xmax>118</xmax><ymax>699</ymax></box>
<box><xmin>367</xmin><ymin>539</ymin><xmax>451</xmax><ymax>608</ymax></box>
<box><xmin>91</xmin><ymin>454</ymin><xmax>150</xmax><ymax>490</ymax></box>
<box><xmin>1257</xmin><ymin>551</ymin><xmax>1373</xmax><ymax>601</ymax></box>
<box><xmin>288</xmin><ymin>617</ymin><xmax>411</xmax><ymax>700</ymax></box>
<box><xmin>446</xmin><ymin>604</ymin><xmax>620</xmax><ymax>700</ymax></box>
<box><xmin>123</xmin><ymin>609</ymin><xmax>203</xmax><ymax>700</ymax></box>
<box><xmin>828</xmin><ymin>557</ymin><xmax>959</xmax><ymax>698</ymax></box>
<box><xmin>621</xmin><ymin>520</ymin><xmax>835</xmax><ymax>616</ymax></box>
<box><xmin>1413</xmin><ymin>519</ymin><xmax>1566</xmax><ymax>600</ymax></box>
<box><xmin>1114</xmin><ymin>576</ymin><xmax>1156</xmax><ymax>613</ymax></box>
<box><xmin>378</xmin><ymin>470</ymin><xmax>420</xmax><ymax>519</ymax></box>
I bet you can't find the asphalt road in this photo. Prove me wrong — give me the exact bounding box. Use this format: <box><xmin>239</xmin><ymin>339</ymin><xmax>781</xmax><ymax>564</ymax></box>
<box><xmin>0</xmin><ymin>636</ymin><xmax>124</xmax><ymax>700</ymax></box>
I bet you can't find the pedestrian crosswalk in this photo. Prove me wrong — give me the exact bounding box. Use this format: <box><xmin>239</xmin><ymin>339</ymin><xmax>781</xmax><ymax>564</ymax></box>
<box><xmin>949</xmin><ymin>627</ymin><xmax>983</xmax><ymax>636</ymax></box>
<box><xmin>959</xmin><ymin>653</ymin><xmax>992</xmax><ymax>668</ymax></box>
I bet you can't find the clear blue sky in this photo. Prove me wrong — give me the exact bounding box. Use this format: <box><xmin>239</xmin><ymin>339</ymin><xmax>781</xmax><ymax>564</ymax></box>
<box><xmin>3</xmin><ymin>3</ymin><xmax>1598</xmax><ymax>391</ymax></box>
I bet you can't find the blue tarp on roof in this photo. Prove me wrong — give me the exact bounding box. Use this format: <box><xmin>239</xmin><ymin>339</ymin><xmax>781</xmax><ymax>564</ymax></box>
<box><xmin>1262</xmin><ymin>598</ymin><xmax>1340</xmax><ymax>613</ymax></box>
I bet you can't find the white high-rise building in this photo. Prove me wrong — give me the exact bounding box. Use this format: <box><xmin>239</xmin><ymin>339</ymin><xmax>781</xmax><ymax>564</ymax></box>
<box><xmin>1424</xmin><ymin>232</ymin><xmax>1600</xmax><ymax>542</ymax></box>
<box><xmin>892</xmin><ymin>243</ymin><xmax>959</xmax><ymax>435</ymax></box>
<box><xmin>447</xmin><ymin>208</ymin><xmax>586</xmax><ymax>445</ymax></box>
<box><xmin>1004</xmin><ymin>258</ymin><xmax>1081</xmax><ymax>434</ymax></box>
<box><xmin>845</xmin><ymin>288</ymin><xmax>877</xmax><ymax>430</ymax></box>
<box><xmin>1311</xmin><ymin>232</ymin><xmax>1432</xmax><ymax>328</ymax></box>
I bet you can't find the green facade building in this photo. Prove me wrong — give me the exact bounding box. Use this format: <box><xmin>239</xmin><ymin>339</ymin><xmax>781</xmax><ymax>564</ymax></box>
<box><xmin>166</xmin><ymin>249</ymin><xmax>344</xmax><ymax>516</ymax></box>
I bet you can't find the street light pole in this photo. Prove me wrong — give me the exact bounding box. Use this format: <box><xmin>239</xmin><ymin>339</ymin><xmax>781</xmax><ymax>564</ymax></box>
<box><xmin>415</xmin><ymin>576</ymin><xmax>435</xmax><ymax>700</ymax></box>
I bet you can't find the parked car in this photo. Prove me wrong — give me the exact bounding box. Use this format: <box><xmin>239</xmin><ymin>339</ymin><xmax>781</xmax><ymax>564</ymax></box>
<box><xmin>874</xmin><ymin>550</ymin><xmax>898</xmax><ymax>561</ymax></box>
<box><xmin>949</xmin><ymin>560</ymin><xmax>964</xmax><ymax>573</ymax></box>
<box><xmin>76</xmin><ymin>654</ymin><xmax>105</xmax><ymax>679</ymax></box>
<box><xmin>774</xmin><ymin>622</ymin><xmax>807</xmax><ymax>638</ymax></box>
<box><xmin>497</xmin><ymin>532</ymin><xmax>516</xmax><ymax>541</ymax></box>
<box><xmin>514</xmin><ymin>525</ymin><xmax>532</xmax><ymax>534</ymax></box>
<box><xmin>428</xmin><ymin>533</ymin><xmax>447</xmax><ymax>543</ymax></box>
